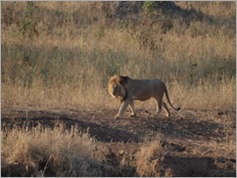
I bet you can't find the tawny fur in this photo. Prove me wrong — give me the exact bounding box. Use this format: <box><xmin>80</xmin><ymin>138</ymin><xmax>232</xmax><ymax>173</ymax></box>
<box><xmin>108</xmin><ymin>75</ymin><xmax>180</xmax><ymax>119</ymax></box>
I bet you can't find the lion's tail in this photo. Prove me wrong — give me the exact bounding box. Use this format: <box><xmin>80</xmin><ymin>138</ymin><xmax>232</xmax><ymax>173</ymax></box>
<box><xmin>164</xmin><ymin>87</ymin><xmax>180</xmax><ymax>111</ymax></box>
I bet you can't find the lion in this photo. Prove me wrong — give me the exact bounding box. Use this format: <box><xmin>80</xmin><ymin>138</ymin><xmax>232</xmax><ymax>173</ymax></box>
<box><xmin>108</xmin><ymin>75</ymin><xmax>180</xmax><ymax>119</ymax></box>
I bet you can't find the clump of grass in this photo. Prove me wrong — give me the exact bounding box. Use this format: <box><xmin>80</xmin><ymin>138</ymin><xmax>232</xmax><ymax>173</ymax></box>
<box><xmin>136</xmin><ymin>135</ymin><xmax>168</xmax><ymax>177</ymax></box>
<box><xmin>2</xmin><ymin>125</ymin><xmax>104</xmax><ymax>176</ymax></box>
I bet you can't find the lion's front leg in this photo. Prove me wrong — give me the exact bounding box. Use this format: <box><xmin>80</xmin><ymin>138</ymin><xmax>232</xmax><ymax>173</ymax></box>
<box><xmin>129</xmin><ymin>100</ymin><xmax>136</xmax><ymax>117</ymax></box>
<box><xmin>114</xmin><ymin>100</ymin><xmax>129</xmax><ymax>119</ymax></box>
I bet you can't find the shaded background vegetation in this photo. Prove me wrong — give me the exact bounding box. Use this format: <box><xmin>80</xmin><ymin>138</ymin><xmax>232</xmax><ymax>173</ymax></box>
<box><xmin>1</xmin><ymin>1</ymin><xmax>236</xmax><ymax>110</ymax></box>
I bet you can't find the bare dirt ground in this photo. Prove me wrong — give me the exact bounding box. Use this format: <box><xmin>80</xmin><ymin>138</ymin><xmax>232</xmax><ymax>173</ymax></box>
<box><xmin>1</xmin><ymin>107</ymin><xmax>236</xmax><ymax>177</ymax></box>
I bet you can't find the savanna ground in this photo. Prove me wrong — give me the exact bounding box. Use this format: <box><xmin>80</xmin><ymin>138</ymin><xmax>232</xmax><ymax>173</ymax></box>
<box><xmin>1</xmin><ymin>2</ymin><xmax>236</xmax><ymax>177</ymax></box>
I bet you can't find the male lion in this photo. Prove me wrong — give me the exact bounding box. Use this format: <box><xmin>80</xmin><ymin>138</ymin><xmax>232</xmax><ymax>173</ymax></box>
<box><xmin>108</xmin><ymin>75</ymin><xmax>180</xmax><ymax>119</ymax></box>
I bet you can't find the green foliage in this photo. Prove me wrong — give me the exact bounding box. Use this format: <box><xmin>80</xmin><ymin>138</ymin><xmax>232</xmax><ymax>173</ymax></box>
<box><xmin>142</xmin><ymin>1</ymin><xmax>156</xmax><ymax>14</ymax></box>
<box><xmin>16</xmin><ymin>2</ymin><xmax>38</xmax><ymax>38</ymax></box>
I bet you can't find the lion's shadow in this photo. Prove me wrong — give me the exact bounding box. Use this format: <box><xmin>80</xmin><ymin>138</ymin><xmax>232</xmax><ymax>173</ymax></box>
<box><xmin>1</xmin><ymin>109</ymin><xmax>232</xmax><ymax>143</ymax></box>
<box><xmin>147</xmin><ymin>116</ymin><xmax>226</xmax><ymax>141</ymax></box>
<box><xmin>1</xmin><ymin>114</ymin><xmax>140</xmax><ymax>143</ymax></box>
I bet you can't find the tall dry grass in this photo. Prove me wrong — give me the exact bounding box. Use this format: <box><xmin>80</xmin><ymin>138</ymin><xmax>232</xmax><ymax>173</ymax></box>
<box><xmin>1</xmin><ymin>1</ymin><xmax>236</xmax><ymax>110</ymax></box>
<box><xmin>2</xmin><ymin>125</ymin><xmax>105</xmax><ymax>176</ymax></box>
<box><xmin>136</xmin><ymin>135</ymin><xmax>165</xmax><ymax>177</ymax></box>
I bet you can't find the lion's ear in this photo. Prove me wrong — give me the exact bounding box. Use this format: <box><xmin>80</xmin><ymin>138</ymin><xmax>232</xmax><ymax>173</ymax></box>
<box><xmin>118</xmin><ymin>75</ymin><xmax>129</xmax><ymax>85</ymax></box>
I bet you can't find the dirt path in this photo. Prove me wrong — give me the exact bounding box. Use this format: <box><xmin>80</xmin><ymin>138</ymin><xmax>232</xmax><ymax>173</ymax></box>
<box><xmin>1</xmin><ymin>108</ymin><xmax>236</xmax><ymax>176</ymax></box>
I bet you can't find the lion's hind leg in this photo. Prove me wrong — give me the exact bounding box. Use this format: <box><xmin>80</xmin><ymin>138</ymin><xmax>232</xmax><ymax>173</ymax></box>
<box><xmin>162</xmin><ymin>102</ymin><xmax>170</xmax><ymax>117</ymax></box>
<box><xmin>154</xmin><ymin>97</ymin><xmax>162</xmax><ymax>116</ymax></box>
<box><xmin>154</xmin><ymin>94</ymin><xmax>171</xmax><ymax>117</ymax></box>
<box><xmin>154</xmin><ymin>97</ymin><xmax>171</xmax><ymax>117</ymax></box>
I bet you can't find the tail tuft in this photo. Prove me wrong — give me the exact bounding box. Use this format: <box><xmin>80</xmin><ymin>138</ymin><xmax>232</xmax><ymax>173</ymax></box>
<box><xmin>176</xmin><ymin>107</ymin><xmax>180</xmax><ymax>111</ymax></box>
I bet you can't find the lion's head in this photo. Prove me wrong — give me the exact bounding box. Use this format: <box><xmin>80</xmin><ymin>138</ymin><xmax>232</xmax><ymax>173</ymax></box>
<box><xmin>108</xmin><ymin>75</ymin><xmax>129</xmax><ymax>101</ymax></box>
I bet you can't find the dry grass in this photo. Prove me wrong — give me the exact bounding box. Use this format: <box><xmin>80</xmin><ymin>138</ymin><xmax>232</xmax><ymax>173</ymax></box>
<box><xmin>2</xmin><ymin>2</ymin><xmax>235</xmax><ymax>111</ymax></box>
<box><xmin>136</xmin><ymin>132</ymin><xmax>236</xmax><ymax>177</ymax></box>
<box><xmin>169</xmin><ymin>77</ymin><xmax>236</xmax><ymax>110</ymax></box>
<box><xmin>136</xmin><ymin>135</ymin><xmax>165</xmax><ymax>177</ymax></box>
<box><xmin>1</xmin><ymin>2</ymin><xmax>236</xmax><ymax>176</ymax></box>
<box><xmin>1</xmin><ymin>124</ymin><xmax>104</xmax><ymax>177</ymax></box>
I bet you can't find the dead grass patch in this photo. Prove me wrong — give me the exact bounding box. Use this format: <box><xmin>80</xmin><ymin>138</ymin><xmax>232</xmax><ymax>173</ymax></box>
<box><xmin>2</xmin><ymin>125</ymin><xmax>105</xmax><ymax>176</ymax></box>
